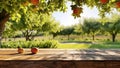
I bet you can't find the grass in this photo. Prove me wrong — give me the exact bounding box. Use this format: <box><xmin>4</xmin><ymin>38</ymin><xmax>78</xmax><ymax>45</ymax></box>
<box><xmin>2</xmin><ymin>36</ymin><xmax>120</xmax><ymax>49</ymax></box>
<box><xmin>57</xmin><ymin>43</ymin><xmax>91</xmax><ymax>49</ymax></box>
<box><xmin>57</xmin><ymin>42</ymin><xmax>120</xmax><ymax>49</ymax></box>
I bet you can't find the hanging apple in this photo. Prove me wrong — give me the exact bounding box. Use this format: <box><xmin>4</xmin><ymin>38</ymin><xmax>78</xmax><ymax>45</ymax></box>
<box><xmin>116</xmin><ymin>1</ymin><xmax>120</xmax><ymax>8</ymax></box>
<box><xmin>30</xmin><ymin>0</ymin><xmax>39</xmax><ymax>5</ymax></box>
<box><xmin>73</xmin><ymin>7</ymin><xmax>80</xmax><ymax>15</ymax></box>
<box><xmin>72</xmin><ymin>7</ymin><xmax>82</xmax><ymax>17</ymax></box>
<box><xmin>31</xmin><ymin>47</ymin><xmax>39</xmax><ymax>54</ymax></box>
<box><xmin>100</xmin><ymin>0</ymin><xmax>108</xmax><ymax>4</ymax></box>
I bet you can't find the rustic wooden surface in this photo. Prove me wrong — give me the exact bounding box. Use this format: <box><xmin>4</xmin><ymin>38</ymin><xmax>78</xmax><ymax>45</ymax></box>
<box><xmin>0</xmin><ymin>49</ymin><xmax>120</xmax><ymax>68</ymax></box>
<box><xmin>0</xmin><ymin>49</ymin><xmax>120</xmax><ymax>60</ymax></box>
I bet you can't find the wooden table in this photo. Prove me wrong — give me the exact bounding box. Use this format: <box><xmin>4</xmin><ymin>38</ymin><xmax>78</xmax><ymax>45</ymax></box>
<box><xmin>0</xmin><ymin>49</ymin><xmax>120</xmax><ymax>60</ymax></box>
<box><xmin>0</xmin><ymin>49</ymin><xmax>120</xmax><ymax>68</ymax></box>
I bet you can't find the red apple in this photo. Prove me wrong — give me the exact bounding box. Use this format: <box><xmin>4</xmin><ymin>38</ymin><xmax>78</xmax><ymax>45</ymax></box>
<box><xmin>31</xmin><ymin>47</ymin><xmax>39</xmax><ymax>54</ymax></box>
<box><xmin>30</xmin><ymin>0</ymin><xmax>39</xmax><ymax>5</ymax></box>
<box><xmin>116</xmin><ymin>1</ymin><xmax>120</xmax><ymax>8</ymax></box>
<box><xmin>100</xmin><ymin>0</ymin><xmax>108</xmax><ymax>4</ymax></box>
<box><xmin>73</xmin><ymin>7</ymin><xmax>80</xmax><ymax>15</ymax></box>
<box><xmin>18</xmin><ymin>48</ymin><xmax>24</xmax><ymax>54</ymax></box>
<box><xmin>73</xmin><ymin>7</ymin><xmax>82</xmax><ymax>16</ymax></box>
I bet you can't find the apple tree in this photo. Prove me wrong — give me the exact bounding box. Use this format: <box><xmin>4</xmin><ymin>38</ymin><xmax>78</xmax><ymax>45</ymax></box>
<box><xmin>2</xmin><ymin>21</ymin><xmax>15</xmax><ymax>40</ymax></box>
<box><xmin>41</xmin><ymin>17</ymin><xmax>61</xmax><ymax>39</ymax></box>
<box><xmin>82</xmin><ymin>18</ymin><xmax>101</xmax><ymax>40</ymax></box>
<box><xmin>0</xmin><ymin>0</ymin><xmax>67</xmax><ymax>43</ymax></box>
<box><xmin>102</xmin><ymin>13</ymin><xmax>120</xmax><ymax>42</ymax></box>
<box><xmin>60</xmin><ymin>26</ymin><xmax>74</xmax><ymax>40</ymax></box>
<box><xmin>1</xmin><ymin>0</ymin><xmax>120</xmax><ymax>45</ymax></box>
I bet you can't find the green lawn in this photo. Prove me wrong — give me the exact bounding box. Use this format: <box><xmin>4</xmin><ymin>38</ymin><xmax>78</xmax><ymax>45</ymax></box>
<box><xmin>57</xmin><ymin>42</ymin><xmax>120</xmax><ymax>49</ymax></box>
<box><xmin>1</xmin><ymin>39</ymin><xmax>120</xmax><ymax>49</ymax></box>
<box><xmin>57</xmin><ymin>43</ymin><xmax>91</xmax><ymax>49</ymax></box>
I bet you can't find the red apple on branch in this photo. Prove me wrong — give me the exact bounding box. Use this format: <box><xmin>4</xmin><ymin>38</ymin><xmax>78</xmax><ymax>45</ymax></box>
<box><xmin>73</xmin><ymin>7</ymin><xmax>81</xmax><ymax>15</ymax></box>
<box><xmin>72</xmin><ymin>7</ymin><xmax>82</xmax><ymax>17</ymax></box>
<box><xmin>73</xmin><ymin>8</ymin><xmax>79</xmax><ymax>14</ymax></box>
<box><xmin>100</xmin><ymin>0</ymin><xmax>108</xmax><ymax>4</ymax></box>
<box><xmin>30</xmin><ymin>0</ymin><xmax>39</xmax><ymax>5</ymax></box>
<box><xmin>116</xmin><ymin>1</ymin><xmax>120</xmax><ymax>8</ymax></box>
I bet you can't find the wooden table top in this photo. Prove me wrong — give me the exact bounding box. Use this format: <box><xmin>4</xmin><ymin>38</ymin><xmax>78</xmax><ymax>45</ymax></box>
<box><xmin>0</xmin><ymin>49</ymin><xmax>120</xmax><ymax>60</ymax></box>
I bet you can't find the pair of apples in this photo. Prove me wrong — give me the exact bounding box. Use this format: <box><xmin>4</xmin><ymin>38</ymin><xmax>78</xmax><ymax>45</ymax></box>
<box><xmin>18</xmin><ymin>47</ymin><xmax>39</xmax><ymax>54</ymax></box>
<box><xmin>100</xmin><ymin>0</ymin><xmax>120</xmax><ymax>8</ymax></box>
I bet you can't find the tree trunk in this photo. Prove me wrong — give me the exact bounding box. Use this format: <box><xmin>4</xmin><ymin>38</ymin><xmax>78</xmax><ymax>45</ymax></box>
<box><xmin>53</xmin><ymin>34</ymin><xmax>57</xmax><ymax>39</ymax></box>
<box><xmin>25</xmin><ymin>30</ymin><xmax>30</xmax><ymax>41</ymax></box>
<box><xmin>53</xmin><ymin>35</ymin><xmax>55</xmax><ymax>39</ymax></box>
<box><xmin>112</xmin><ymin>34</ymin><xmax>116</xmax><ymax>42</ymax></box>
<box><xmin>23</xmin><ymin>30</ymin><xmax>34</xmax><ymax>41</ymax></box>
<box><xmin>68</xmin><ymin>35</ymin><xmax>70</xmax><ymax>40</ymax></box>
<box><xmin>81</xmin><ymin>34</ymin><xmax>83</xmax><ymax>39</ymax></box>
<box><xmin>0</xmin><ymin>10</ymin><xmax>10</xmax><ymax>47</ymax></box>
<box><xmin>26</xmin><ymin>36</ymin><xmax>30</xmax><ymax>41</ymax></box>
<box><xmin>92</xmin><ymin>34</ymin><xmax>95</xmax><ymax>40</ymax></box>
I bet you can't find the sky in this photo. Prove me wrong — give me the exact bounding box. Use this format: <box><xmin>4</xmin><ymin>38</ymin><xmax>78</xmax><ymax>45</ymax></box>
<box><xmin>52</xmin><ymin>2</ymin><xmax>100</xmax><ymax>26</ymax></box>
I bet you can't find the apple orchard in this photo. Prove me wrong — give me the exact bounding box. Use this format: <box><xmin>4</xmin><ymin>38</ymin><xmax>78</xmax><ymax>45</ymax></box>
<box><xmin>0</xmin><ymin>0</ymin><xmax>120</xmax><ymax>44</ymax></box>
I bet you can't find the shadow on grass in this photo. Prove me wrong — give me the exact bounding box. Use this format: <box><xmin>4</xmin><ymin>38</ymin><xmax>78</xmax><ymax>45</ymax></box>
<box><xmin>60</xmin><ymin>40</ymin><xmax>92</xmax><ymax>44</ymax></box>
<box><xmin>89</xmin><ymin>42</ymin><xmax>120</xmax><ymax>49</ymax></box>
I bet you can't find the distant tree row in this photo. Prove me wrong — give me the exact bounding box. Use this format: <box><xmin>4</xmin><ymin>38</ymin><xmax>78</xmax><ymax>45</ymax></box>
<box><xmin>75</xmin><ymin>13</ymin><xmax>120</xmax><ymax>42</ymax></box>
<box><xmin>54</xmin><ymin>13</ymin><xmax>120</xmax><ymax>42</ymax></box>
<box><xmin>3</xmin><ymin>13</ymin><xmax>120</xmax><ymax>42</ymax></box>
